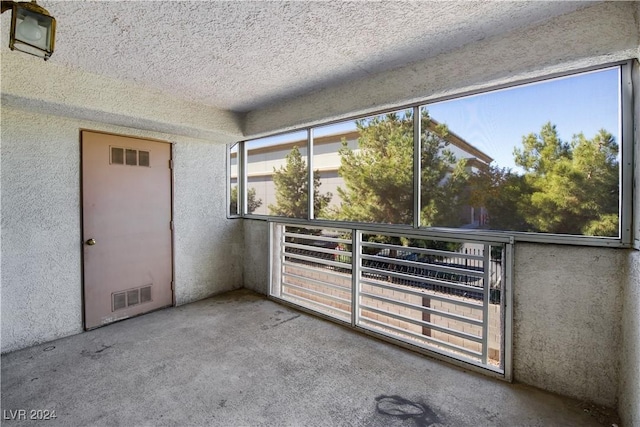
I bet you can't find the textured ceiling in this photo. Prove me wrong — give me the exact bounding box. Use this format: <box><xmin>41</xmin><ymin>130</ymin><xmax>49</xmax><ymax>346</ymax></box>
<box><xmin>5</xmin><ymin>1</ymin><xmax>594</xmax><ymax>113</ymax></box>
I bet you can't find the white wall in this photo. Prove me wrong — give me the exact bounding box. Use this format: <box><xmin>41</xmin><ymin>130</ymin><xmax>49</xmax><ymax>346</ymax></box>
<box><xmin>0</xmin><ymin>107</ymin><xmax>243</xmax><ymax>353</ymax></box>
<box><xmin>512</xmin><ymin>243</ymin><xmax>624</xmax><ymax>407</ymax></box>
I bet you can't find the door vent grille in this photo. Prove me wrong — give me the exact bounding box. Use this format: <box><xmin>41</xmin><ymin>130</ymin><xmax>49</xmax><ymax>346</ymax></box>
<box><xmin>111</xmin><ymin>147</ymin><xmax>124</xmax><ymax>165</ymax></box>
<box><xmin>112</xmin><ymin>285</ymin><xmax>152</xmax><ymax>312</ymax></box>
<box><xmin>138</xmin><ymin>151</ymin><xmax>150</xmax><ymax>167</ymax></box>
<box><xmin>126</xmin><ymin>149</ymin><xmax>137</xmax><ymax>166</ymax></box>
<box><xmin>140</xmin><ymin>286</ymin><xmax>152</xmax><ymax>303</ymax></box>
<box><xmin>109</xmin><ymin>146</ymin><xmax>151</xmax><ymax>167</ymax></box>
<box><xmin>127</xmin><ymin>290</ymin><xmax>139</xmax><ymax>306</ymax></box>
<box><xmin>113</xmin><ymin>292</ymin><xmax>127</xmax><ymax>310</ymax></box>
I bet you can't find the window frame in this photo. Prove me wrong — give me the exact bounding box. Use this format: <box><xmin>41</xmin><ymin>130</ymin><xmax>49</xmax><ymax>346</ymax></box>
<box><xmin>226</xmin><ymin>142</ymin><xmax>241</xmax><ymax>219</ymax></box>
<box><xmin>230</xmin><ymin>60</ymin><xmax>636</xmax><ymax>248</ymax></box>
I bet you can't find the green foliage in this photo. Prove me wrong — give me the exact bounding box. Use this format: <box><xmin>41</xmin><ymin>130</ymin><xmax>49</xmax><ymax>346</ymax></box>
<box><xmin>468</xmin><ymin>165</ymin><xmax>531</xmax><ymax>231</ymax></box>
<box><xmin>334</xmin><ymin>110</ymin><xmax>469</xmax><ymax>227</ymax></box>
<box><xmin>230</xmin><ymin>186</ymin><xmax>262</xmax><ymax>214</ymax></box>
<box><xmin>515</xmin><ymin>123</ymin><xmax>619</xmax><ymax>236</ymax></box>
<box><xmin>269</xmin><ymin>146</ymin><xmax>332</xmax><ymax>218</ymax></box>
<box><xmin>474</xmin><ymin>123</ymin><xmax>619</xmax><ymax>236</ymax></box>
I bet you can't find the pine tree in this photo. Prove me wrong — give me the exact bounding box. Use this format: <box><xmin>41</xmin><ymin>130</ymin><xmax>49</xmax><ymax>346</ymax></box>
<box><xmin>230</xmin><ymin>186</ymin><xmax>262</xmax><ymax>214</ymax></box>
<box><xmin>335</xmin><ymin>110</ymin><xmax>469</xmax><ymax>227</ymax></box>
<box><xmin>268</xmin><ymin>146</ymin><xmax>332</xmax><ymax>218</ymax></box>
<box><xmin>511</xmin><ymin>123</ymin><xmax>619</xmax><ymax>236</ymax></box>
<box><xmin>468</xmin><ymin>165</ymin><xmax>531</xmax><ymax>231</ymax></box>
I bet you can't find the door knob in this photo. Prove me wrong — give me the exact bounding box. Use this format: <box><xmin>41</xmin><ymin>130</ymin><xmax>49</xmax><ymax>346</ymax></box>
<box><xmin>86</xmin><ymin>238</ymin><xmax>96</xmax><ymax>246</ymax></box>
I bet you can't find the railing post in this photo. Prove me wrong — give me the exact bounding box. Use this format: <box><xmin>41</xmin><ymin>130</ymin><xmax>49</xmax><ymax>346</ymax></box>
<box><xmin>351</xmin><ymin>229</ymin><xmax>362</xmax><ymax>328</ymax></box>
<box><xmin>481</xmin><ymin>244</ymin><xmax>491</xmax><ymax>364</ymax></box>
<box><xmin>413</xmin><ymin>105</ymin><xmax>421</xmax><ymax>229</ymax></box>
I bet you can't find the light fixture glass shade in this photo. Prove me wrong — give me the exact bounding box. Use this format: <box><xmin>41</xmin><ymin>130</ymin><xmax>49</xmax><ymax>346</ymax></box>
<box><xmin>9</xmin><ymin>1</ymin><xmax>55</xmax><ymax>60</ymax></box>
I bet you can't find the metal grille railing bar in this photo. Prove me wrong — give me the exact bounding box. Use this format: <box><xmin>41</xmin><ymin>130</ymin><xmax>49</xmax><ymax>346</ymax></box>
<box><xmin>282</xmin><ymin>261</ymin><xmax>351</xmax><ymax>280</ymax></box>
<box><xmin>362</xmin><ymin>241</ymin><xmax>485</xmax><ymax>261</ymax></box>
<box><xmin>284</xmin><ymin>293</ymin><xmax>352</xmax><ymax>319</ymax></box>
<box><xmin>360</xmin><ymin>254</ymin><xmax>485</xmax><ymax>279</ymax></box>
<box><xmin>282</xmin><ymin>282</ymin><xmax>351</xmax><ymax>306</ymax></box>
<box><xmin>284</xmin><ymin>241</ymin><xmax>352</xmax><ymax>258</ymax></box>
<box><xmin>282</xmin><ymin>271</ymin><xmax>351</xmax><ymax>293</ymax></box>
<box><xmin>284</xmin><ymin>252</ymin><xmax>351</xmax><ymax>269</ymax></box>
<box><xmin>481</xmin><ymin>244</ymin><xmax>491</xmax><ymax>364</ymax></box>
<box><xmin>360</xmin><ymin>290</ymin><xmax>483</xmax><ymax>327</ymax></box>
<box><xmin>359</xmin><ymin>278</ymin><xmax>482</xmax><ymax>309</ymax></box>
<box><xmin>360</xmin><ymin>266</ymin><xmax>486</xmax><ymax>295</ymax></box>
<box><xmin>283</xmin><ymin>231</ymin><xmax>352</xmax><ymax>245</ymax></box>
<box><xmin>359</xmin><ymin>317</ymin><xmax>482</xmax><ymax>359</ymax></box>
<box><xmin>359</xmin><ymin>303</ymin><xmax>483</xmax><ymax>343</ymax></box>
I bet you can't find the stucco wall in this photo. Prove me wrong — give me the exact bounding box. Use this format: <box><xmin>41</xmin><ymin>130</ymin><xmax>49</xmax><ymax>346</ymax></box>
<box><xmin>245</xmin><ymin>1</ymin><xmax>639</xmax><ymax>137</ymax></box>
<box><xmin>513</xmin><ymin>243</ymin><xmax>624</xmax><ymax>407</ymax></box>
<box><xmin>0</xmin><ymin>53</ymin><xmax>242</xmax><ymax>143</ymax></box>
<box><xmin>619</xmin><ymin>250</ymin><xmax>640</xmax><ymax>427</ymax></box>
<box><xmin>0</xmin><ymin>107</ymin><xmax>243</xmax><ymax>353</ymax></box>
<box><xmin>242</xmin><ymin>219</ymin><xmax>270</xmax><ymax>295</ymax></box>
<box><xmin>173</xmin><ymin>141</ymin><xmax>244</xmax><ymax>305</ymax></box>
<box><xmin>618</xmin><ymin>49</ymin><xmax>639</xmax><ymax>427</ymax></box>
<box><xmin>1</xmin><ymin>108</ymin><xmax>84</xmax><ymax>353</ymax></box>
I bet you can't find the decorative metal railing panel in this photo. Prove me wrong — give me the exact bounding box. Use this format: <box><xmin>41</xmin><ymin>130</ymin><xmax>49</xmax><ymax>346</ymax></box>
<box><xmin>270</xmin><ymin>222</ymin><xmax>509</xmax><ymax>374</ymax></box>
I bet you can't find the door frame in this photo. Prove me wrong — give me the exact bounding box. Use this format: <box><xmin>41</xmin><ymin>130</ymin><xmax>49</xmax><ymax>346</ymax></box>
<box><xmin>79</xmin><ymin>129</ymin><xmax>176</xmax><ymax>330</ymax></box>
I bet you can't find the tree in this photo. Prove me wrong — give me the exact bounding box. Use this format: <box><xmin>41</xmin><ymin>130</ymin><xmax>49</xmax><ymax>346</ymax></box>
<box><xmin>335</xmin><ymin>110</ymin><xmax>469</xmax><ymax>227</ymax></box>
<box><xmin>468</xmin><ymin>165</ymin><xmax>531</xmax><ymax>231</ymax></box>
<box><xmin>511</xmin><ymin>123</ymin><xmax>619</xmax><ymax>236</ymax></box>
<box><xmin>268</xmin><ymin>146</ymin><xmax>332</xmax><ymax>218</ymax></box>
<box><xmin>230</xmin><ymin>186</ymin><xmax>262</xmax><ymax>214</ymax></box>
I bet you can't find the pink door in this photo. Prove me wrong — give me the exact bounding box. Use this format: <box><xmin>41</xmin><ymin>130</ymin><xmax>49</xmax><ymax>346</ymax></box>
<box><xmin>82</xmin><ymin>131</ymin><xmax>173</xmax><ymax>329</ymax></box>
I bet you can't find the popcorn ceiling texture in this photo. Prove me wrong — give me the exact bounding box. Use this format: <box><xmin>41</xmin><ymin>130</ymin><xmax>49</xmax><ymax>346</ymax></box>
<box><xmin>0</xmin><ymin>107</ymin><xmax>243</xmax><ymax>353</ymax></box>
<box><xmin>0</xmin><ymin>53</ymin><xmax>242</xmax><ymax>144</ymax></box>
<box><xmin>12</xmin><ymin>1</ymin><xmax>591</xmax><ymax>113</ymax></box>
<box><xmin>1</xmin><ymin>2</ymin><xmax>637</xmax><ymax>141</ymax></box>
<box><xmin>245</xmin><ymin>1</ymin><xmax>639</xmax><ymax>136</ymax></box>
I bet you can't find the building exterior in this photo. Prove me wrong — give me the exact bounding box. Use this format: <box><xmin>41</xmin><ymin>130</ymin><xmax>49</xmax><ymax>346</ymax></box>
<box><xmin>233</xmin><ymin>123</ymin><xmax>492</xmax><ymax>225</ymax></box>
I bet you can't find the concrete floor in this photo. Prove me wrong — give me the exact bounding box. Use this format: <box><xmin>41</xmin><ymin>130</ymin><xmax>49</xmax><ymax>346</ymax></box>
<box><xmin>1</xmin><ymin>289</ymin><xmax>619</xmax><ymax>427</ymax></box>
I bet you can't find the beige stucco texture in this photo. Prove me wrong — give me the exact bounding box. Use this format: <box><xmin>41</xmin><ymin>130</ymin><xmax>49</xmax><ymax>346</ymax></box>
<box><xmin>1</xmin><ymin>107</ymin><xmax>244</xmax><ymax>353</ymax></box>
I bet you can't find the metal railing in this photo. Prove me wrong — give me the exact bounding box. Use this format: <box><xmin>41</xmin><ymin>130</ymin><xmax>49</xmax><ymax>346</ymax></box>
<box><xmin>270</xmin><ymin>221</ymin><xmax>510</xmax><ymax>375</ymax></box>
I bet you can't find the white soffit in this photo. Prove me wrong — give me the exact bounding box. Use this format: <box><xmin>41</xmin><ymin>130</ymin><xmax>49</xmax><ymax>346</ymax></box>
<box><xmin>2</xmin><ymin>0</ymin><xmax>595</xmax><ymax>114</ymax></box>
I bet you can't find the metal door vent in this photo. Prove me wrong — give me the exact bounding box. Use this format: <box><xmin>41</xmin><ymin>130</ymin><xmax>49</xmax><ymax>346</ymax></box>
<box><xmin>113</xmin><ymin>292</ymin><xmax>126</xmax><ymax>310</ymax></box>
<box><xmin>110</xmin><ymin>146</ymin><xmax>151</xmax><ymax>167</ymax></box>
<box><xmin>126</xmin><ymin>149</ymin><xmax>137</xmax><ymax>166</ymax></box>
<box><xmin>111</xmin><ymin>147</ymin><xmax>124</xmax><ymax>165</ymax></box>
<box><xmin>112</xmin><ymin>285</ymin><xmax>152</xmax><ymax>312</ymax></box>
<box><xmin>138</xmin><ymin>151</ymin><xmax>150</xmax><ymax>167</ymax></box>
<box><xmin>140</xmin><ymin>286</ymin><xmax>152</xmax><ymax>303</ymax></box>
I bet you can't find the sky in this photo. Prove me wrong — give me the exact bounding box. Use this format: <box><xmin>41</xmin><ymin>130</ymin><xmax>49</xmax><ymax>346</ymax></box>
<box><xmin>426</xmin><ymin>66</ymin><xmax>620</xmax><ymax>171</ymax></box>
<box><xmin>247</xmin><ymin>66</ymin><xmax>621</xmax><ymax>172</ymax></box>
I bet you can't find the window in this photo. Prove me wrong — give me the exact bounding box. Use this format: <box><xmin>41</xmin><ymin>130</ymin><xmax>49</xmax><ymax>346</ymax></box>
<box><xmin>423</xmin><ymin>67</ymin><xmax>622</xmax><ymax>237</ymax></box>
<box><xmin>232</xmin><ymin>62</ymin><xmax>633</xmax><ymax>246</ymax></box>
<box><xmin>228</xmin><ymin>143</ymin><xmax>240</xmax><ymax>217</ymax></box>
<box><xmin>313</xmin><ymin>109</ymin><xmax>414</xmax><ymax>224</ymax></box>
<box><xmin>245</xmin><ymin>130</ymin><xmax>308</xmax><ymax>218</ymax></box>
